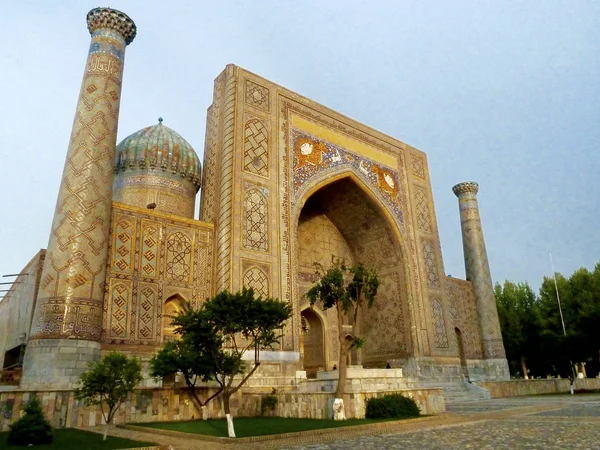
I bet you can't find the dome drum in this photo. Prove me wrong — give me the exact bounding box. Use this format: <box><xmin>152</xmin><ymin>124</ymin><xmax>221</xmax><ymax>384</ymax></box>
<box><xmin>113</xmin><ymin>119</ymin><xmax>201</xmax><ymax>218</ymax></box>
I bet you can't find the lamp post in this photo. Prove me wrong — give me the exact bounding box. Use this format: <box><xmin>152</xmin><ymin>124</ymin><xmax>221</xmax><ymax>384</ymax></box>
<box><xmin>550</xmin><ymin>252</ymin><xmax>577</xmax><ymax>393</ymax></box>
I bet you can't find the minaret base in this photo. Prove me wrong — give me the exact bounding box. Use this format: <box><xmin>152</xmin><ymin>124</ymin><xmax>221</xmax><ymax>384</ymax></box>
<box><xmin>20</xmin><ymin>339</ymin><xmax>100</xmax><ymax>390</ymax></box>
<box><xmin>464</xmin><ymin>358</ymin><xmax>510</xmax><ymax>382</ymax></box>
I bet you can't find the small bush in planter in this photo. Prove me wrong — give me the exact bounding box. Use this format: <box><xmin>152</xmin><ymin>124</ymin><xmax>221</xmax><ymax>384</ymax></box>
<box><xmin>7</xmin><ymin>397</ymin><xmax>53</xmax><ymax>446</ymax></box>
<box><xmin>261</xmin><ymin>389</ymin><xmax>278</xmax><ymax>415</ymax></box>
<box><xmin>365</xmin><ymin>393</ymin><xmax>420</xmax><ymax>419</ymax></box>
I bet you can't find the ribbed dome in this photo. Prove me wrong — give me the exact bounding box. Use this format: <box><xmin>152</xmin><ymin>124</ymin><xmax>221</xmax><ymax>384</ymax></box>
<box><xmin>115</xmin><ymin>118</ymin><xmax>201</xmax><ymax>190</ymax></box>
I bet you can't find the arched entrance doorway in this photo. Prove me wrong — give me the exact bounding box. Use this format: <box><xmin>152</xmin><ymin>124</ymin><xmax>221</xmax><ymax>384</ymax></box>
<box><xmin>295</xmin><ymin>176</ymin><xmax>411</xmax><ymax>369</ymax></box>
<box><xmin>301</xmin><ymin>308</ymin><xmax>325</xmax><ymax>378</ymax></box>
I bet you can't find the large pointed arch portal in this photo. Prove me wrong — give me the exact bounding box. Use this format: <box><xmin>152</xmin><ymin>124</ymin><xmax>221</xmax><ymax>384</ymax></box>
<box><xmin>295</xmin><ymin>176</ymin><xmax>411</xmax><ymax>368</ymax></box>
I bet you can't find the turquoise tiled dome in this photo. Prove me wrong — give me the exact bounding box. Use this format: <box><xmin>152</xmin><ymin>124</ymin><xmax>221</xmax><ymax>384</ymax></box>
<box><xmin>114</xmin><ymin>118</ymin><xmax>201</xmax><ymax>190</ymax></box>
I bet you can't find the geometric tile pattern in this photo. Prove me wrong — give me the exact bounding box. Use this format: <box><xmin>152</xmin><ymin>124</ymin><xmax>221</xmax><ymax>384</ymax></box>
<box><xmin>165</xmin><ymin>231</ymin><xmax>192</xmax><ymax>282</ymax></box>
<box><xmin>414</xmin><ymin>186</ymin><xmax>432</xmax><ymax>232</ymax></box>
<box><xmin>445</xmin><ymin>278</ymin><xmax>483</xmax><ymax>359</ymax></box>
<box><xmin>29</xmin><ymin>29</ymin><xmax>129</xmax><ymax>341</ymax></box>
<box><xmin>431</xmin><ymin>297</ymin><xmax>448</xmax><ymax>348</ymax></box>
<box><xmin>214</xmin><ymin>67</ymin><xmax>237</xmax><ymax>293</ymax></box>
<box><xmin>363</xmin><ymin>270</ymin><xmax>408</xmax><ymax>357</ymax></box>
<box><xmin>422</xmin><ymin>240</ymin><xmax>440</xmax><ymax>288</ymax></box>
<box><xmin>140</xmin><ymin>222</ymin><xmax>159</xmax><ymax>279</ymax></box>
<box><xmin>242</xmin><ymin>266</ymin><xmax>269</xmax><ymax>298</ymax></box>
<box><xmin>243</xmin><ymin>119</ymin><xmax>269</xmax><ymax>177</ymax></box>
<box><xmin>112</xmin><ymin>216</ymin><xmax>135</xmax><ymax>274</ymax></box>
<box><xmin>242</xmin><ymin>187</ymin><xmax>268</xmax><ymax>252</ymax></box>
<box><xmin>109</xmin><ymin>282</ymin><xmax>129</xmax><ymax>338</ymax></box>
<box><xmin>245</xmin><ymin>79</ymin><xmax>269</xmax><ymax>112</ymax></box>
<box><xmin>137</xmin><ymin>285</ymin><xmax>156</xmax><ymax>340</ymax></box>
<box><xmin>102</xmin><ymin>204</ymin><xmax>214</xmax><ymax>346</ymax></box>
<box><xmin>411</xmin><ymin>154</ymin><xmax>426</xmax><ymax>179</ymax></box>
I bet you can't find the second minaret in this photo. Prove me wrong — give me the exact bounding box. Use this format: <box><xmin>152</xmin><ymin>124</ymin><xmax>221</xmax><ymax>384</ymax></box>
<box><xmin>452</xmin><ymin>182</ymin><xmax>506</xmax><ymax>361</ymax></box>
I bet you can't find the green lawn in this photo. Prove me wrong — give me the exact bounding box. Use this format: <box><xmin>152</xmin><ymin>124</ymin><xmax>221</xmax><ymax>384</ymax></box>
<box><xmin>0</xmin><ymin>428</ymin><xmax>157</xmax><ymax>450</ymax></box>
<box><xmin>136</xmin><ymin>416</ymin><xmax>404</xmax><ymax>437</ymax></box>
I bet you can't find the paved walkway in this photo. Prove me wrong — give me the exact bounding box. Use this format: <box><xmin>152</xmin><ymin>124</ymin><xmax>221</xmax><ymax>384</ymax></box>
<box><xmin>103</xmin><ymin>394</ymin><xmax>600</xmax><ymax>450</ymax></box>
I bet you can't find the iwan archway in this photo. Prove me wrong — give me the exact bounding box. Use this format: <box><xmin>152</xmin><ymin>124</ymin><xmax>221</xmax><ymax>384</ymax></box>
<box><xmin>295</xmin><ymin>175</ymin><xmax>412</xmax><ymax>371</ymax></box>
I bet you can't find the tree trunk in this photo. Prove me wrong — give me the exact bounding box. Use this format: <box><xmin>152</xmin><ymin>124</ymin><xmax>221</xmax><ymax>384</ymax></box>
<box><xmin>103</xmin><ymin>423</ymin><xmax>109</xmax><ymax>441</ymax></box>
<box><xmin>223</xmin><ymin>392</ymin><xmax>236</xmax><ymax>438</ymax></box>
<box><xmin>520</xmin><ymin>356</ymin><xmax>529</xmax><ymax>380</ymax></box>
<box><xmin>353</xmin><ymin>306</ymin><xmax>362</xmax><ymax>367</ymax></box>
<box><xmin>334</xmin><ymin>302</ymin><xmax>347</xmax><ymax>420</ymax></box>
<box><xmin>335</xmin><ymin>302</ymin><xmax>348</xmax><ymax>399</ymax></box>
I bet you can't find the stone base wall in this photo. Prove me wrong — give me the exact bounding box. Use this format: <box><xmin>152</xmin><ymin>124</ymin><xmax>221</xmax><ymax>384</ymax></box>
<box><xmin>466</xmin><ymin>358</ymin><xmax>510</xmax><ymax>382</ymax></box>
<box><xmin>0</xmin><ymin>385</ymin><xmax>444</xmax><ymax>431</ymax></box>
<box><xmin>20</xmin><ymin>340</ymin><xmax>101</xmax><ymax>389</ymax></box>
<box><xmin>477</xmin><ymin>378</ymin><xmax>600</xmax><ymax>398</ymax></box>
<box><xmin>405</xmin><ymin>356</ymin><xmax>510</xmax><ymax>382</ymax></box>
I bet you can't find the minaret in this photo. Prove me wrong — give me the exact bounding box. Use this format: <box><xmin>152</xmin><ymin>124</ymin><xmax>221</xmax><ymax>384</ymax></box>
<box><xmin>21</xmin><ymin>8</ymin><xmax>136</xmax><ymax>388</ymax></box>
<box><xmin>452</xmin><ymin>182</ymin><xmax>506</xmax><ymax>361</ymax></box>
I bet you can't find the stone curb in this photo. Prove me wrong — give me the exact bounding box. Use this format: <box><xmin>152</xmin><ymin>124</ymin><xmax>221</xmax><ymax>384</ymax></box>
<box><xmin>118</xmin><ymin>415</ymin><xmax>440</xmax><ymax>444</ymax></box>
<box><xmin>116</xmin><ymin>447</ymin><xmax>170</xmax><ymax>450</ymax></box>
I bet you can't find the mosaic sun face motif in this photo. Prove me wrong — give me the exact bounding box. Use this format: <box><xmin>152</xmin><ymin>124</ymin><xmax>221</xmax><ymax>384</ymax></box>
<box><xmin>384</xmin><ymin>173</ymin><xmax>395</xmax><ymax>189</ymax></box>
<box><xmin>300</xmin><ymin>142</ymin><xmax>313</xmax><ymax>155</ymax></box>
<box><xmin>294</xmin><ymin>137</ymin><xmax>326</xmax><ymax>168</ymax></box>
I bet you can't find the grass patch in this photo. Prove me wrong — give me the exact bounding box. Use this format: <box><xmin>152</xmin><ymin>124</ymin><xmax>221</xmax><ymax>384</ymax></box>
<box><xmin>0</xmin><ymin>428</ymin><xmax>157</xmax><ymax>450</ymax></box>
<box><xmin>136</xmin><ymin>416</ymin><xmax>402</xmax><ymax>438</ymax></box>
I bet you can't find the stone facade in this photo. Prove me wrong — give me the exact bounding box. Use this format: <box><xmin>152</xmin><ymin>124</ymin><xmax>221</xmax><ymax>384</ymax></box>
<box><xmin>0</xmin><ymin>385</ymin><xmax>444</xmax><ymax>431</ymax></box>
<box><xmin>0</xmin><ymin>252</ymin><xmax>44</xmax><ymax>370</ymax></box>
<box><xmin>102</xmin><ymin>203</ymin><xmax>213</xmax><ymax>349</ymax></box>
<box><xmin>1</xmin><ymin>7</ymin><xmax>510</xmax><ymax>398</ymax></box>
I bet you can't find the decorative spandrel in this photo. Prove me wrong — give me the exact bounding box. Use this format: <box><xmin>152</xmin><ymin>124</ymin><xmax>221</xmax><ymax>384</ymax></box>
<box><xmin>291</xmin><ymin>131</ymin><xmax>405</xmax><ymax>231</ymax></box>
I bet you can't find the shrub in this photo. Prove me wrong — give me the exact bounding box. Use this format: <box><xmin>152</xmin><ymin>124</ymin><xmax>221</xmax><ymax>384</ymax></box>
<box><xmin>261</xmin><ymin>389</ymin><xmax>278</xmax><ymax>415</ymax></box>
<box><xmin>7</xmin><ymin>397</ymin><xmax>54</xmax><ymax>446</ymax></box>
<box><xmin>365</xmin><ymin>393</ymin><xmax>420</xmax><ymax>419</ymax></box>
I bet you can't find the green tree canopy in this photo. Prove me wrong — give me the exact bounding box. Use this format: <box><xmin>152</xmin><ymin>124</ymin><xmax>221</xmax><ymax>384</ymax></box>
<box><xmin>75</xmin><ymin>352</ymin><xmax>142</xmax><ymax>440</ymax></box>
<box><xmin>150</xmin><ymin>287</ymin><xmax>292</xmax><ymax>437</ymax></box>
<box><xmin>305</xmin><ymin>259</ymin><xmax>380</xmax><ymax>418</ymax></box>
<box><xmin>494</xmin><ymin>280</ymin><xmax>540</xmax><ymax>377</ymax></box>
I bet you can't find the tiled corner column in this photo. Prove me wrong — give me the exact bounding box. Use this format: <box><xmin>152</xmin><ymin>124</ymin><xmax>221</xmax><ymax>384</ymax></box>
<box><xmin>452</xmin><ymin>182</ymin><xmax>506</xmax><ymax>360</ymax></box>
<box><xmin>21</xmin><ymin>8</ymin><xmax>136</xmax><ymax>389</ymax></box>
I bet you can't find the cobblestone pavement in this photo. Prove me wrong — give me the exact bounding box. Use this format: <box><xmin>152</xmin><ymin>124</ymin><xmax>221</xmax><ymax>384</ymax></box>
<box><xmin>103</xmin><ymin>394</ymin><xmax>600</xmax><ymax>450</ymax></box>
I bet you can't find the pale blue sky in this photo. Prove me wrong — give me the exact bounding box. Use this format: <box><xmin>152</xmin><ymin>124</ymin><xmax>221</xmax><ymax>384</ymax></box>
<box><xmin>1</xmin><ymin>1</ymin><xmax>598</xmax><ymax>296</ymax></box>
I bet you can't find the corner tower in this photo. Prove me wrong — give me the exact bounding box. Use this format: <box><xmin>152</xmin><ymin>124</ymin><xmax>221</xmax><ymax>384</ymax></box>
<box><xmin>452</xmin><ymin>182</ymin><xmax>509</xmax><ymax>377</ymax></box>
<box><xmin>21</xmin><ymin>8</ymin><xmax>136</xmax><ymax>388</ymax></box>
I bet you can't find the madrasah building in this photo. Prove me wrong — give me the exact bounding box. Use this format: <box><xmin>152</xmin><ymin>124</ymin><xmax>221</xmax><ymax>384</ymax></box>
<box><xmin>0</xmin><ymin>7</ymin><xmax>509</xmax><ymax>393</ymax></box>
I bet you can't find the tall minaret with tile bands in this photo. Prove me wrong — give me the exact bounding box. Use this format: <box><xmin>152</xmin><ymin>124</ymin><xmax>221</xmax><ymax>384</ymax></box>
<box><xmin>21</xmin><ymin>8</ymin><xmax>136</xmax><ymax>388</ymax></box>
<box><xmin>453</xmin><ymin>182</ymin><xmax>506</xmax><ymax>362</ymax></box>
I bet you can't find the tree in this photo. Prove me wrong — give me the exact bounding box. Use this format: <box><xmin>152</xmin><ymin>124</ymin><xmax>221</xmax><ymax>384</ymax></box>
<box><xmin>494</xmin><ymin>281</ymin><xmax>540</xmax><ymax>378</ymax></box>
<box><xmin>538</xmin><ymin>265</ymin><xmax>600</xmax><ymax>378</ymax></box>
<box><xmin>75</xmin><ymin>352</ymin><xmax>142</xmax><ymax>440</ymax></box>
<box><xmin>150</xmin><ymin>288</ymin><xmax>292</xmax><ymax>438</ymax></box>
<box><xmin>305</xmin><ymin>259</ymin><xmax>379</xmax><ymax>420</ymax></box>
<box><xmin>149</xmin><ymin>323</ymin><xmax>224</xmax><ymax>419</ymax></box>
<box><xmin>7</xmin><ymin>397</ymin><xmax>53</xmax><ymax>446</ymax></box>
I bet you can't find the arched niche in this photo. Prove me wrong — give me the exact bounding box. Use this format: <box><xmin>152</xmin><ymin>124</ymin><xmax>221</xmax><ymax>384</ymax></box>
<box><xmin>162</xmin><ymin>294</ymin><xmax>188</xmax><ymax>342</ymax></box>
<box><xmin>294</xmin><ymin>173</ymin><xmax>412</xmax><ymax>367</ymax></box>
<box><xmin>300</xmin><ymin>307</ymin><xmax>326</xmax><ymax>378</ymax></box>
